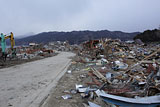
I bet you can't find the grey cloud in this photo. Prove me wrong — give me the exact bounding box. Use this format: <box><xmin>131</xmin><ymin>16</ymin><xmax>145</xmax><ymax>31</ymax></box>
<box><xmin>0</xmin><ymin>0</ymin><xmax>160</xmax><ymax>37</ymax></box>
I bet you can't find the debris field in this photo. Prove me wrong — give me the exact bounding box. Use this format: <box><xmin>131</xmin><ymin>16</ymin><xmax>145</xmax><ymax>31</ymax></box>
<box><xmin>43</xmin><ymin>39</ymin><xmax>160</xmax><ymax>107</ymax></box>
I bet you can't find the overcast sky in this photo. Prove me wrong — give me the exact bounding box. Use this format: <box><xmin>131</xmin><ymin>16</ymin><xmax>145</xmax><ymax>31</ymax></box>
<box><xmin>0</xmin><ymin>0</ymin><xmax>160</xmax><ymax>37</ymax></box>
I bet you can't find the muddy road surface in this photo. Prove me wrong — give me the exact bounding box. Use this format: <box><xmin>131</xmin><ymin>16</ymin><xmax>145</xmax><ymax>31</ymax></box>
<box><xmin>0</xmin><ymin>52</ymin><xmax>75</xmax><ymax>107</ymax></box>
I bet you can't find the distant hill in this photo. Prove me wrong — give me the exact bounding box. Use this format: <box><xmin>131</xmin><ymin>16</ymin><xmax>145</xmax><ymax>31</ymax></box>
<box><xmin>15</xmin><ymin>30</ymin><xmax>140</xmax><ymax>45</ymax></box>
<box><xmin>134</xmin><ymin>29</ymin><xmax>160</xmax><ymax>43</ymax></box>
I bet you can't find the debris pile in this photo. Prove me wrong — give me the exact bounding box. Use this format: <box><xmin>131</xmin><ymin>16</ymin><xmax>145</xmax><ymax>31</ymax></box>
<box><xmin>0</xmin><ymin>41</ymin><xmax>72</xmax><ymax>68</ymax></box>
<box><xmin>55</xmin><ymin>39</ymin><xmax>160</xmax><ymax>106</ymax></box>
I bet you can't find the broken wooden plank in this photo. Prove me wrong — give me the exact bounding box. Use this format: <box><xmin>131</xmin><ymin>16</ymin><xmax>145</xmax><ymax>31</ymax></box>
<box><xmin>144</xmin><ymin>48</ymin><xmax>160</xmax><ymax>60</ymax></box>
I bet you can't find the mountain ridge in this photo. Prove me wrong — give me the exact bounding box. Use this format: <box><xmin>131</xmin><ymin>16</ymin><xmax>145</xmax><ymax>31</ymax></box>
<box><xmin>15</xmin><ymin>30</ymin><xmax>140</xmax><ymax>45</ymax></box>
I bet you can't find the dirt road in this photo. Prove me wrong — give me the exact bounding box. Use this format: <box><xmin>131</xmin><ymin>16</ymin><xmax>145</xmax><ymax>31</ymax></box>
<box><xmin>0</xmin><ymin>52</ymin><xmax>75</xmax><ymax>107</ymax></box>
